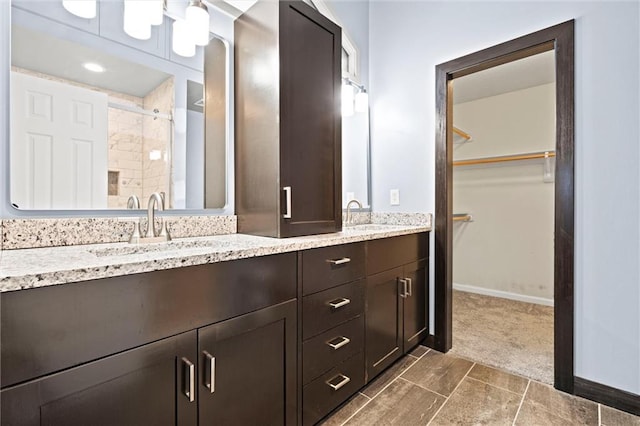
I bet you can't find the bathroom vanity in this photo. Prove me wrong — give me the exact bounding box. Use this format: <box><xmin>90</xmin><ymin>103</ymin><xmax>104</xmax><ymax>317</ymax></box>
<box><xmin>0</xmin><ymin>226</ymin><xmax>430</xmax><ymax>425</ymax></box>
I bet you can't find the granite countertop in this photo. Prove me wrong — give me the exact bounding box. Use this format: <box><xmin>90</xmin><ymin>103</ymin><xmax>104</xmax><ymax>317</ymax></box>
<box><xmin>0</xmin><ymin>224</ymin><xmax>431</xmax><ymax>292</ymax></box>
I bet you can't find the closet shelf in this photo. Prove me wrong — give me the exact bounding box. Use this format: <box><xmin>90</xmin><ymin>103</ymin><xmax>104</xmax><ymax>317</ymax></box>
<box><xmin>453</xmin><ymin>150</ymin><xmax>555</xmax><ymax>167</ymax></box>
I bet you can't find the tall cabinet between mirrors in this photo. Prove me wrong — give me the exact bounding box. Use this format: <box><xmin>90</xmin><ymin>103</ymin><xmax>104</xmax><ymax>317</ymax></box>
<box><xmin>235</xmin><ymin>0</ymin><xmax>342</xmax><ymax>238</ymax></box>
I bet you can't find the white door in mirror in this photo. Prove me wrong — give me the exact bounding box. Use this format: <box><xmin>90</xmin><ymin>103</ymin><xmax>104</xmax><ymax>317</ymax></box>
<box><xmin>11</xmin><ymin>72</ymin><xmax>108</xmax><ymax>209</ymax></box>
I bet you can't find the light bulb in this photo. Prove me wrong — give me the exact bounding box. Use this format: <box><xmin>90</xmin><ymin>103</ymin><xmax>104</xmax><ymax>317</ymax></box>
<box><xmin>124</xmin><ymin>0</ymin><xmax>152</xmax><ymax>40</ymax></box>
<box><xmin>342</xmin><ymin>84</ymin><xmax>354</xmax><ymax>117</ymax></box>
<box><xmin>172</xmin><ymin>19</ymin><xmax>196</xmax><ymax>57</ymax></box>
<box><xmin>147</xmin><ymin>0</ymin><xmax>164</xmax><ymax>26</ymax></box>
<box><xmin>186</xmin><ymin>0</ymin><xmax>210</xmax><ymax>46</ymax></box>
<box><xmin>62</xmin><ymin>0</ymin><xmax>96</xmax><ymax>19</ymax></box>
<box><xmin>355</xmin><ymin>90</ymin><xmax>368</xmax><ymax>113</ymax></box>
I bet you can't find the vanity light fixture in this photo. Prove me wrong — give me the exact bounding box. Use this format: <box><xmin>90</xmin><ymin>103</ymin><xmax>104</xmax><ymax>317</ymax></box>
<box><xmin>62</xmin><ymin>0</ymin><xmax>96</xmax><ymax>19</ymax></box>
<box><xmin>83</xmin><ymin>62</ymin><xmax>105</xmax><ymax>73</ymax></box>
<box><xmin>342</xmin><ymin>83</ymin><xmax>355</xmax><ymax>117</ymax></box>
<box><xmin>186</xmin><ymin>0</ymin><xmax>210</xmax><ymax>46</ymax></box>
<box><xmin>124</xmin><ymin>0</ymin><xmax>153</xmax><ymax>40</ymax></box>
<box><xmin>342</xmin><ymin>78</ymin><xmax>369</xmax><ymax>116</ymax></box>
<box><xmin>172</xmin><ymin>19</ymin><xmax>196</xmax><ymax>57</ymax></box>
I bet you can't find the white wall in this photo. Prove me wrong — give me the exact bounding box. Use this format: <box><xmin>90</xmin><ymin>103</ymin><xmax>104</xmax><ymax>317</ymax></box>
<box><xmin>369</xmin><ymin>1</ymin><xmax>640</xmax><ymax>394</ymax></box>
<box><xmin>453</xmin><ymin>84</ymin><xmax>555</xmax><ymax>301</ymax></box>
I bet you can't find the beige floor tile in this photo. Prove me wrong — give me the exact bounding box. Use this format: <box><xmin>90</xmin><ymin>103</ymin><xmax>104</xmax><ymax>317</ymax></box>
<box><xmin>409</xmin><ymin>345</ymin><xmax>429</xmax><ymax>358</ymax></box>
<box><xmin>429</xmin><ymin>377</ymin><xmax>521</xmax><ymax>425</ymax></box>
<box><xmin>319</xmin><ymin>393</ymin><xmax>370</xmax><ymax>426</ymax></box>
<box><xmin>514</xmin><ymin>402</ymin><xmax>574</xmax><ymax>425</ymax></box>
<box><xmin>524</xmin><ymin>381</ymin><xmax>598</xmax><ymax>425</ymax></box>
<box><xmin>467</xmin><ymin>363</ymin><xmax>529</xmax><ymax>395</ymax></box>
<box><xmin>601</xmin><ymin>405</ymin><xmax>640</xmax><ymax>426</ymax></box>
<box><xmin>401</xmin><ymin>350</ymin><xmax>473</xmax><ymax>396</ymax></box>
<box><xmin>345</xmin><ymin>378</ymin><xmax>445</xmax><ymax>426</ymax></box>
<box><xmin>362</xmin><ymin>355</ymin><xmax>418</xmax><ymax>398</ymax></box>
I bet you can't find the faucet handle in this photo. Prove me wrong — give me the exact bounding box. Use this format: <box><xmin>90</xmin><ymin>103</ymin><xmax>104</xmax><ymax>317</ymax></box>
<box><xmin>127</xmin><ymin>195</ymin><xmax>142</xmax><ymax>243</ymax></box>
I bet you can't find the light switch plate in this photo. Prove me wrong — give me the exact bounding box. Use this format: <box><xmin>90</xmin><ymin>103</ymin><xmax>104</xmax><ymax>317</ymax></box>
<box><xmin>390</xmin><ymin>189</ymin><xmax>400</xmax><ymax>206</ymax></box>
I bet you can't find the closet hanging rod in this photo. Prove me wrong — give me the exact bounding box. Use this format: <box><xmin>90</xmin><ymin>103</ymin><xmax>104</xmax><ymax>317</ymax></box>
<box><xmin>453</xmin><ymin>127</ymin><xmax>472</xmax><ymax>141</ymax></box>
<box><xmin>453</xmin><ymin>213</ymin><xmax>473</xmax><ymax>222</ymax></box>
<box><xmin>453</xmin><ymin>151</ymin><xmax>555</xmax><ymax>167</ymax></box>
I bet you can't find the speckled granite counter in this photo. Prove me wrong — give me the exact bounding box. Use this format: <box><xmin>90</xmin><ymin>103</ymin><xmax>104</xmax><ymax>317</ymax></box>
<box><xmin>0</xmin><ymin>224</ymin><xmax>431</xmax><ymax>292</ymax></box>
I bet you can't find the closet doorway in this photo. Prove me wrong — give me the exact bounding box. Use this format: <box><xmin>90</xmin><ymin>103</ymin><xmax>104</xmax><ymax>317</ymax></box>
<box><xmin>433</xmin><ymin>20</ymin><xmax>575</xmax><ymax>393</ymax></box>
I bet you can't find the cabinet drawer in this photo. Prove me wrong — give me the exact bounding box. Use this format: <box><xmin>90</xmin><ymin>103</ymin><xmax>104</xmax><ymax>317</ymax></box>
<box><xmin>302</xmin><ymin>279</ymin><xmax>365</xmax><ymax>339</ymax></box>
<box><xmin>367</xmin><ymin>233</ymin><xmax>429</xmax><ymax>275</ymax></box>
<box><xmin>302</xmin><ymin>243</ymin><xmax>365</xmax><ymax>295</ymax></box>
<box><xmin>303</xmin><ymin>316</ymin><xmax>364</xmax><ymax>384</ymax></box>
<box><xmin>302</xmin><ymin>351</ymin><xmax>365</xmax><ymax>426</ymax></box>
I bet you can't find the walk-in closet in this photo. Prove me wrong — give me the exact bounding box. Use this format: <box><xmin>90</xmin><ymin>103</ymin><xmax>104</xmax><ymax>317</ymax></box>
<box><xmin>450</xmin><ymin>50</ymin><xmax>556</xmax><ymax>384</ymax></box>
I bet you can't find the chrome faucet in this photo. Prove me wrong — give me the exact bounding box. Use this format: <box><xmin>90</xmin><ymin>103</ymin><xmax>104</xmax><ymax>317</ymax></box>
<box><xmin>126</xmin><ymin>195</ymin><xmax>143</xmax><ymax>243</ymax></box>
<box><xmin>345</xmin><ymin>199</ymin><xmax>362</xmax><ymax>225</ymax></box>
<box><xmin>146</xmin><ymin>192</ymin><xmax>171</xmax><ymax>241</ymax></box>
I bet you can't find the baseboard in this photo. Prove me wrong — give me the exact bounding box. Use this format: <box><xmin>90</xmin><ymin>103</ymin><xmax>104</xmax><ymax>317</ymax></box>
<box><xmin>574</xmin><ymin>377</ymin><xmax>640</xmax><ymax>416</ymax></box>
<box><xmin>453</xmin><ymin>283</ymin><xmax>554</xmax><ymax>307</ymax></box>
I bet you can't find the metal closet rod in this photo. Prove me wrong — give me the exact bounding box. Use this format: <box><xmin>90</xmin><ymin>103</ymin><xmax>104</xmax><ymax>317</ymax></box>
<box><xmin>453</xmin><ymin>150</ymin><xmax>555</xmax><ymax>166</ymax></box>
<box><xmin>453</xmin><ymin>127</ymin><xmax>472</xmax><ymax>140</ymax></box>
<box><xmin>453</xmin><ymin>213</ymin><xmax>473</xmax><ymax>222</ymax></box>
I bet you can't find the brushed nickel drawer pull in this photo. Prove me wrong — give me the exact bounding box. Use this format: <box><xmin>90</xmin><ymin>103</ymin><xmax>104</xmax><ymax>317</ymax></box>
<box><xmin>327</xmin><ymin>257</ymin><xmax>351</xmax><ymax>265</ymax></box>
<box><xmin>283</xmin><ymin>186</ymin><xmax>292</xmax><ymax>219</ymax></box>
<box><xmin>327</xmin><ymin>336</ymin><xmax>351</xmax><ymax>350</ymax></box>
<box><xmin>329</xmin><ymin>298</ymin><xmax>351</xmax><ymax>309</ymax></box>
<box><xmin>203</xmin><ymin>351</ymin><xmax>215</xmax><ymax>394</ymax></box>
<box><xmin>327</xmin><ymin>374</ymin><xmax>351</xmax><ymax>391</ymax></box>
<box><xmin>182</xmin><ymin>357</ymin><xmax>195</xmax><ymax>402</ymax></box>
<box><xmin>399</xmin><ymin>279</ymin><xmax>408</xmax><ymax>298</ymax></box>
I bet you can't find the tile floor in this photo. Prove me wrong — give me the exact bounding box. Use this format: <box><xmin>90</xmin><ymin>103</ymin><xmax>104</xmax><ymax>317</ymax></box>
<box><xmin>321</xmin><ymin>347</ymin><xmax>640</xmax><ymax>426</ymax></box>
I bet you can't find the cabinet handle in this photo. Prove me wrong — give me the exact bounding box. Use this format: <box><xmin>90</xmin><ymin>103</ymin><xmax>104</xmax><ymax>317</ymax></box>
<box><xmin>203</xmin><ymin>351</ymin><xmax>215</xmax><ymax>394</ymax></box>
<box><xmin>327</xmin><ymin>257</ymin><xmax>351</xmax><ymax>265</ymax></box>
<box><xmin>182</xmin><ymin>357</ymin><xmax>195</xmax><ymax>402</ymax></box>
<box><xmin>283</xmin><ymin>186</ymin><xmax>292</xmax><ymax>219</ymax></box>
<box><xmin>327</xmin><ymin>336</ymin><xmax>351</xmax><ymax>350</ymax></box>
<box><xmin>399</xmin><ymin>279</ymin><xmax>408</xmax><ymax>298</ymax></box>
<box><xmin>326</xmin><ymin>374</ymin><xmax>351</xmax><ymax>391</ymax></box>
<box><xmin>406</xmin><ymin>278</ymin><xmax>413</xmax><ymax>297</ymax></box>
<box><xmin>329</xmin><ymin>298</ymin><xmax>351</xmax><ymax>309</ymax></box>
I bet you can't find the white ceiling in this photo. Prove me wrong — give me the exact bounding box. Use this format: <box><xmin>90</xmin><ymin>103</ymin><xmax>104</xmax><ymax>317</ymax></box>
<box><xmin>11</xmin><ymin>25</ymin><xmax>171</xmax><ymax>98</ymax></box>
<box><xmin>453</xmin><ymin>50</ymin><xmax>555</xmax><ymax>104</ymax></box>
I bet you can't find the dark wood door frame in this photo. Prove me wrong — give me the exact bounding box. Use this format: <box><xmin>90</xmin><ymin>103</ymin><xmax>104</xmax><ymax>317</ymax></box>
<box><xmin>433</xmin><ymin>20</ymin><xmax>575</xmax><ymax>393</ymax></box>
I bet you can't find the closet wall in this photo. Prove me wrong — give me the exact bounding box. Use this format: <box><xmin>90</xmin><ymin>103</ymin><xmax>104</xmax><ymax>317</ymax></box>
<box><xmin>453</xmin><ymin>83</ymin><xmax>555</xmax><ymax>303</ymax></box>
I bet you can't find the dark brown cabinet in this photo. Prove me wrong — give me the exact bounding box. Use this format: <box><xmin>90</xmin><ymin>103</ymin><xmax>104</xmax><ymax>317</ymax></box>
<box><xmin>198</xmin><ymin>300</ymin><xmax>297</xmax><ymax>425</ymax></box>
<box><xmin>235</xmin><ymin>0</ymin><xmax>342</xmax><ymax>237</ymax></box>
<box><xmin>1</xmin><ymin>331</ymin><xmax>198</xmax><ymax>425</ymax></box>
<box><xmin>1</xmin><ymin>253</ymin><xmax>297</xmax><ymax>425</ymax></box>
<box><xmin>365</xmin><ymin>234</ymin><xmax>430</xmax><ymax>380</ymax></box>
<box><xmin>300</xmin><ymin>243</ymin><xmax>366</xmax><ymax>425</ymax></box>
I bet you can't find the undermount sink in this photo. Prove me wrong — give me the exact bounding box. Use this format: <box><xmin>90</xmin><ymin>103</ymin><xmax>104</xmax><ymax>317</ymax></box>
<box><xmin>89</xmin><ymin>239</ymin><xmax>232</xmax><ymax>257</ymax></box>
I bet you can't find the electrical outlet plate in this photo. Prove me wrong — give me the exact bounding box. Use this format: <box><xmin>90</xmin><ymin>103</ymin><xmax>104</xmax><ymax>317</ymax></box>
<box><xmin>390</xmin><ymin>189</ymin><xmax>400</xmax><ymax>206</ymax></box>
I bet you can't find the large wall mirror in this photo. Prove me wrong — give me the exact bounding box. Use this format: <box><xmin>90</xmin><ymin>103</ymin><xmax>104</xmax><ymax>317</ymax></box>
<box><xmin>7</xmin><ymin>0</ymin><xmax>232</xmax><ymax>212</ymax></box>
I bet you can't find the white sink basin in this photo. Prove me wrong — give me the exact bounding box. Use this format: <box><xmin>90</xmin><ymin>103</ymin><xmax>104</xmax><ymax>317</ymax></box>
<box><xmin>342</xmin><ymin>224</ymin><xmax>405</xmax><ymax>232</ymax></box>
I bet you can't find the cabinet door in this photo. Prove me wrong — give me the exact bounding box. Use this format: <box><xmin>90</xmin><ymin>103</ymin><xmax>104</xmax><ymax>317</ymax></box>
<box><xmin>365</xmin><ymin>267</ymin><xmax>403</xmax><ymax>380</ymax></box>
<box><xmin>402</xmin><ymin>259</ymin><xmax>429</xmax><ymax>352</ymax></box>
<box><xmin>0</xmin><ymin>331</ymin><xmax>197</xmax><ymax>426</ymax></box>
<box><xmin>279</xmin><ymin>1</ymin><xmax>342</xmax><ymax>237</ymax></box>
<box><xmin>198</xmin><ymin>300</ymin><xmax>297</xmax><ymax>425</ymax></box>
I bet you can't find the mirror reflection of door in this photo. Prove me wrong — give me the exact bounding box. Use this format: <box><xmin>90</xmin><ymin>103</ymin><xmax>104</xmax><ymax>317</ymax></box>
<box><xmin>11</xmin><ymin>72</ymin><xmax>108</xmax><ymax>209</ymax></box>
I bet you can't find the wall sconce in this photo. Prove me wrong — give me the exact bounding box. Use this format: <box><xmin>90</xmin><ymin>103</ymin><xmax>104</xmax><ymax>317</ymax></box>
<box><xmin>62</xmin><ymin>0</ymin><xmax>210</xmax><ymax>58</ymax></box>
<box><xmin>342</xmin><ymin>78</ymin><xmax>368</xmax><ymax>116</ymax></box>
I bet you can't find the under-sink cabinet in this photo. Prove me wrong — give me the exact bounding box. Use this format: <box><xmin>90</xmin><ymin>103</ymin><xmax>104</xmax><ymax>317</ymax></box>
<box><xmin>1</xmin><ymin>253</ymin><xmax>298</xmax><ymax>425</ymax></box>
<box><xmin>365</xmin><ymin>235</ymin><xmax>430</xmax><ymax>379</ymax></box>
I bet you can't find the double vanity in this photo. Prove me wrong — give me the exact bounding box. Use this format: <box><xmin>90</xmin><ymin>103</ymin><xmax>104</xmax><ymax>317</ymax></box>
<box><xmin>0</xmin><ymin>224</ymin><xmax>431</xmax><ymax>425</ymax></box>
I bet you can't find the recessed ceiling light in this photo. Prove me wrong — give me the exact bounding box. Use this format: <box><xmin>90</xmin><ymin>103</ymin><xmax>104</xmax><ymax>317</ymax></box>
<box><xmin>83</xmin><ymin>62</ymin><xmax>105</xmax><ymax>73</ymax></box>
